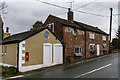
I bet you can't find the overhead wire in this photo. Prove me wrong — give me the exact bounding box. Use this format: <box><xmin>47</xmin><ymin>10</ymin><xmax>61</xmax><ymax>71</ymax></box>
<box><xmin>74</xmin><ymin>0</ymin><xmax>97</xmax><ymax>10</ymax></box>
<box><xmin>36</xmin><ymin>0</ymin><xmax>110</xmax><ymax>18</ymax></box>
<box><xmin>113</xmin><ymin>15</ymin><xmax>120</xmax><ymax>26</ymax></box>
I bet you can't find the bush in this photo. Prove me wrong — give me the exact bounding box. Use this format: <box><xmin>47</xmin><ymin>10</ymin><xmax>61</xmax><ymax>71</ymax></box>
<box><xmin>112</xmin><ymin>38</ymin><xmax>120</xmax><ymax>50</ymax></box>
<box><xmin>1</xmin><ymin>66</ymin><xmax>20</xmax><ymax>76</ymax></box>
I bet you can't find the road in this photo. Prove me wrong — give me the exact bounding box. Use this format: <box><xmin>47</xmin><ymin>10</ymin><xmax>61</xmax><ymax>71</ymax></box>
<box><xmin>7</xmin><ymin>53</ymin><xmax>119</xmax><ymax>79</ymax></box>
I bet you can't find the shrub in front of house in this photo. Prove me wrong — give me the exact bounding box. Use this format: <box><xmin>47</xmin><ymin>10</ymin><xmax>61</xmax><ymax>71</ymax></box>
<box><xmin>0</xmin><ymin>66</ymin><xmax>20</xmax><ymax>77</ymax></box>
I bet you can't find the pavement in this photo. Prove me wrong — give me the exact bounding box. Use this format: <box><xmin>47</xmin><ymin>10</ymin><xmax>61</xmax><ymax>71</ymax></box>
<box><xmin>3</xmin><ymin>53</ymin><xmax>119</xmax><ymax>79</ymax></box>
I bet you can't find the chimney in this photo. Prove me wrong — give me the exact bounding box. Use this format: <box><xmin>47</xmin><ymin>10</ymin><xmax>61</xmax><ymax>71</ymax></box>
<box><xmin>3</xmin><ymin>27</ymin><xmax>11</xmax><ymax>39</ymax></box>
<box><xmin>67</xmin><ymin>8</ymin><xmax>74</xmax><ymax>21</ymax></box>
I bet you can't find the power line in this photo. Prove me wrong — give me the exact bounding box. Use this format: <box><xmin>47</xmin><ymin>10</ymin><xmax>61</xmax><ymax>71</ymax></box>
<box><xmin>36</xmin><ymin>0</ymin><xmax>68</xmax><ymax>9</ymax></box>
<box><xmin>36</xmin><ymin>0</ymin><xmax>109</xmax><ymax>18</ymax></box>
<box><xmin>75</xmin><ymin>9</ymin><xmax>109</xmax><ymax>17</ymax></box>
<box><xmin>74</xmin><ymin>0</ymin><xmax>97</xmax><ymax>10</ymax></box>
<box><xmin>113</xmin><ymin>14</ymin><xmax>120</xmax><ymax>15</ymax></box>
<box><xmin>113</xmin><ymin>16</ymin><xmax>119</xmax><ymax>26</ymax></box>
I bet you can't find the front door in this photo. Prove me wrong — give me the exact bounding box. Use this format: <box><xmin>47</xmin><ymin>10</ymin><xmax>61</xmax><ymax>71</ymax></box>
<box><xmin>97</xmin><ymin>44</ymin><xmax>100</xmax><ymax>56</ymax></box>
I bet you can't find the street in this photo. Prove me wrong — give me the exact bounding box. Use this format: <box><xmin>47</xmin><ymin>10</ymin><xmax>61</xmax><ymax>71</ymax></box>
<box><xmin>8</xmin><ymin>53</ymin><xmax>119</xmax><ymax>79</ymax></box>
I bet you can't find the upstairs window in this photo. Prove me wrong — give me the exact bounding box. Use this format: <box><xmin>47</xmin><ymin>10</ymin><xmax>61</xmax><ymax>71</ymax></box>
<box><xmin>89</xmin><ymin>33</ymin><xmax>95</xmax><ymax>39</ymax></box>
<box><xmin>72</xmin><ymin>29</ymin><xmax>77</xmax><ymax>36</ymax></box>
<box><xmin>102</xmin><ymin>44</ymin><xmax>107</xmax><ymax>50</ymax></box>
<box><xmin>89</xmin><ymin>44</ymin><xmax>95</xmax><ymax>51</ymax></box>
<box><xmin>48</xmin><ymin>23</ymin><xmax>54</xmax><ymax>32</ymax></box>
<box><xmin>102</xmin><ymin>36</ymin><xmax>106</xmax><ymax>41</ymax></box>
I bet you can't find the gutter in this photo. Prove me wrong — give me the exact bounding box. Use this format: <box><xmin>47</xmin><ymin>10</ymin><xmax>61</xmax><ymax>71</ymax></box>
<box><xmin>17</xmin><ymin>43</ymin><xmax>19</xmax><ymax>72</ymax></box>
<box><xmin>85</xmin><ymin>30</ymin><xmax>87</xmax><ymax>58</ymax></box>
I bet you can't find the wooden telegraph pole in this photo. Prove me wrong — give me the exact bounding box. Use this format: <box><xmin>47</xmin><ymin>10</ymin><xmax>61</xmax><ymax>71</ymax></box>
<box><xmin>109</xmin><ymin>8</ymin><xmax>113</xmax><ymax>54</ymax></box>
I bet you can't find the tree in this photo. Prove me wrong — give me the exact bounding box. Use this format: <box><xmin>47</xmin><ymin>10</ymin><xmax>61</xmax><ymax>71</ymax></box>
<box><xmin>31</xmin><ymin>21</ymin><xmax>43</xmax><ymax>30</ymax></box>
<box><xmin>0</xmin><ymin>2</ymin><xmax>8</xmax><ymax>15</ymax></box>
<box><xmin>116</xmin><ymin>26</ymin><xmax>120</xmax><ymax>39</ymax></box>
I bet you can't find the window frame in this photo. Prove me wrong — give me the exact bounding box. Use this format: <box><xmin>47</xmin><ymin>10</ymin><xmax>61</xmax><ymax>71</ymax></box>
<box><xmin>44</xmin><ymin>31</ymin><xmax>49</xmax><ymax>39</ymax></box>
<box><xmin>102</xmin><ymin>35</ymin><xmax>106</xmax><ymax>41</ymax></box>
<box><xmin>75</xmin><ymin>46</ymin><xmax>82</xmax><ymax>54</ymax></box>
<box><xmin>5</xmin><ymin>45</ymin><xmax>7</xmax><ymax>55</ymax></box>
<box><xmin>89</xmin><ymin>44</ymin><xmax>95</xmax><ymax>51</ymax></box>
<box><xmin>89</xmin><ymin>33</ymin><xmax>95</xmax><ymax>39</ymax></box>
<box><xmin>48</xmin><ymin>23</ymin><xmax>54</xmax><ymax>32</ymax></box>
<box><xmin>102</xmin><ymin>44</ymin><xmax>107</xmax><ymax>50</ymax></box>
<box><xmin>72</xmin><ymin>29</ymin><xmax>77</xmax><ymax>36</ymax></box>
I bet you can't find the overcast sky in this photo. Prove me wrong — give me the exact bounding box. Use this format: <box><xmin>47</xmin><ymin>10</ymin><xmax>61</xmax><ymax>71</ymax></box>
<box><xmin>0</xmin><ymin>0</ymin><xmax>119</xmax><ymax>38</ymax></box>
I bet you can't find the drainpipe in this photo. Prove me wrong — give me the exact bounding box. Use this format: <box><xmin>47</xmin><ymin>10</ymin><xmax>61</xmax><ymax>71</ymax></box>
<box><xmin>62</xmin><ymin>43</ymin><xmax>65</xmax><ymax>63</ymax></box>
<box><xmin>85</xmin><ymin>30</ymin><xmax>87</xmax><ymax>58</ymax></box>
<box><xmin>17</xmin><ymin>43</ymin><xmax>19</xmax><ymax>72</ymax></box>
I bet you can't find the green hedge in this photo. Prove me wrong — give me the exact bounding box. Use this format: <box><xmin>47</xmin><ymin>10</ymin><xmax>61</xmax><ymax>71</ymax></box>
<box><xmin>112</xmin><ymin>38</ymin><xmax>120</xmax><ymax>49</ymax></box>
<box><xmin>0</xmin><ymin>66</ymin><xmax>20</xmax><ymax>77</ymax></box>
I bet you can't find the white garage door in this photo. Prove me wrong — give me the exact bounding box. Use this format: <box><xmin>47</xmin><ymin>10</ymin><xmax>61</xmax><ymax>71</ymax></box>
<box><xmin>53</xmin><ymin>44</ymin><xmax>63</xmax><ymax>64</ymax></box>
<box><xmin>43</xmin><ymin>43</ymin><xmax>52</xmax><ymax>67</ymax></box>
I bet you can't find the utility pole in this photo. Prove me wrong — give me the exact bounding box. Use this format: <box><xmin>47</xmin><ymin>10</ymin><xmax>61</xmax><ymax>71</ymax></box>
<box><xmin>109</xmin><ymin>8</ymin><xmax>113</xmax><ymax>54</ymax></box>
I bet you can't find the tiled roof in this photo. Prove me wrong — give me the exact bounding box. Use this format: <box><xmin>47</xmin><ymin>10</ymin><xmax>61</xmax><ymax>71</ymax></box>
<box><xmin>45</xmin><ymin>14</ymin><xmax>83</xmax><ymax>30</ymax></box>
<box><xmin>46</xmin><ymin>14</ymin><xmax>108</xmax><ymax>35</ymax></box>
<box><xmin>2</xmin><ymin>27</ymin><xmax>63</xmax><ymax>44</ymax></box>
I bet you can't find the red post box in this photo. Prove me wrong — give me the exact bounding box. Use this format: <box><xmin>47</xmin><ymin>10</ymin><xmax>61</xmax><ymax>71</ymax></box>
<box><xmin>25</xmin><ymin>52</ymin><xmax>29</xmax><ymax>61</ymax></box>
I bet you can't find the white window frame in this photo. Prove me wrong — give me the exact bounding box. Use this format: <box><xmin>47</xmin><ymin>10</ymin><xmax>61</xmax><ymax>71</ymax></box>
<box><xmin>72</xmin><ymin>29</ymin><xmax>77</xmax><ymax>36</ymax></box>
<box><xmin>48</xmin><ymin>23</ymin><xmax>54</xmax><ymax>32</ymax></box>
<box><xmin>1</xmin><ymin>45</ymin><xmax>3</xmax><ymax>55</ymax></box>
<box><xmin>5</xmin><ymin>45</ymin><xmax>7</xmax><ymax>56</ymax></box>
<box><xmin>89</xmin><ymin>33</ymin><xmax>95</xmax><ymax>39</ymax></box>
<box><xmin>102</xmin><ymin>44</ymin><xmax>107</xmax><ymax>50</ymax></box>
<box><xmin>89</xmin><ymin>44</ymin><xmax>95</xmax><ymax>51</ymax></box>
<box><xmin>75</xmin><ymin>46</ymin><xmax>82</xmax><ymax>56</ymax></box>
<box><xmin>102</xmin><ymin>36</ymin><xmax>106</xmax><ymax>41</ymax></box>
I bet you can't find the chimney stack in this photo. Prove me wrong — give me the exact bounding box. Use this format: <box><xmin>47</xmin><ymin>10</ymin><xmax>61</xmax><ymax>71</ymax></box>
<box><xmin>3</xmin><ymin>27</ymin><xmax>11</xmax><ymax>39</ymax></box>
<box><xmin>67</xmin><ymin>8</ymin><xmax>74</xmax><ymax>21</ymax></box>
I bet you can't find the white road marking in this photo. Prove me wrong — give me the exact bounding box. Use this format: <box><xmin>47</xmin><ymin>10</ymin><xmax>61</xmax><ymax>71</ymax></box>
<box><xmin>7</xmin><ymin>75</ymin><xmax>24</xmax><ymax>79</ymax></box>
<box><xmin>74</xmin><ymin>63</ymin><xmax>112</xmax><ymax>78</ymax></box>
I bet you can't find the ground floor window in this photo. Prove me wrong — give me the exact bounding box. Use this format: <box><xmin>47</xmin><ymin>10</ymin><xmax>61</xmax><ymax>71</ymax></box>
<box><xmin>102</xmin><ymin>44</ymin><xmax>107</xmax><ymax>50</ymax></box>
<box><xmin>89</xmin><ymin>44</ymin><xmax>95</xmax><ymax>51</ymax></box>
<box><xmin>75</xmin><ymin>46</ymin><xmax>82</xmax><ymax>56</ymax></box>
<box><xmin>5</xmin><ymin>45</ymin><xmax>7</xmax><ymax>55</ymax></box>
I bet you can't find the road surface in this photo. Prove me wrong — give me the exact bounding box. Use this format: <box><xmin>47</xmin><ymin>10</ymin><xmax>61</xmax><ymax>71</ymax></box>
<box><xmin>6</xmin><ymin>53</ymin><xmax>119</xmax><ymax>79</ymax></box>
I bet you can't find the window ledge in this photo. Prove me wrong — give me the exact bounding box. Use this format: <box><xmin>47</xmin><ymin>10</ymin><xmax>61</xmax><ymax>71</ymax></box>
<box><xmin>75</xmin><ymin>53</ymin><xmax>82</xmax><ymax>56</ymax></box>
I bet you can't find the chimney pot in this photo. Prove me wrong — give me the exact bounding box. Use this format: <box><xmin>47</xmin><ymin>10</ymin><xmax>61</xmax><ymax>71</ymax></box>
<box><xmin>67</xmin><ymin>8</ymin><xmax>73</xmax><ymax>21</ymax></box>
<box><xmin>6</xmin><ymin>27</ymin><xmax>9</xmax><ymax>32</ymax></box>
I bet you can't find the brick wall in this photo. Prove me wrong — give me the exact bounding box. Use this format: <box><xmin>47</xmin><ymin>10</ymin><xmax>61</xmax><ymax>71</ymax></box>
<box><xmin>63</xmin><ymin>26</ymin><xmax>85</xmax><ymax>62</ymax></box>
<box><xmin>63</xmin><ymin>27</ymin><xmax>109</xmax><ymax>62</ymax></box>
<box><xmin>85</xmin><ymin>31</ymin><xmax>109</xmax><ymax>58</ymax></box>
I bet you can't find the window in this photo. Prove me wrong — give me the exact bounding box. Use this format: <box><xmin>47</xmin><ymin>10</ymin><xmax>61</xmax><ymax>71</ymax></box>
<box><xmin>1</xmin><ymin>45</ymin><xmax>3</xmax><ymax>53</ymax></box>
<box><xmin>1</xmin><ymin>45</ymin><xmax>3</xmax><ymax>55</ymax></box>
<box><xmin>44</xmin><ymin>31</ymin><xmax>49</xmax><ymax>39</ymax></box>
<box><xmin>48</xmin><ymin>23</ymin><xmax>54</xmax><ymax>32</ymax></box>
<box><xmin>89</xmin><ymin>33</ymin><xmax>95</xmax><ymax>39</ymax></box>
<box><xmin>5</xmin><ymin>45</ymin><xmax>7</xmax><ymax>55</ymax></box>
<box><xmin>72</xmin><ymin>29</ymin><xmax>77</xmax><ymax>36</ymax></box>
<box><xmin>89</xmin><ymin>44</ymin><xmax>95</xmax><ymax>51</ymax></box>
<box><xmin>102</xmin><ymin>36</ymin><xmax>106</xmax><ymax>41</ymax></box>
<box><xmin>102</xmin><ymin>44</ymin><xmax>107</xmax><ymax>50</ymax></box>
<box><xmin>75</xmin><ymin>46</ymin><xmax>82</xmax><ymax>54</ymax></box>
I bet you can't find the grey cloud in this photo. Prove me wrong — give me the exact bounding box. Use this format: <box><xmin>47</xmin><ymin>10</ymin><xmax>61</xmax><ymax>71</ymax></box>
<box><xmin>2</xmin><ymin>1</ymin><xmax>118</xmax><ymax>38</ymax></box>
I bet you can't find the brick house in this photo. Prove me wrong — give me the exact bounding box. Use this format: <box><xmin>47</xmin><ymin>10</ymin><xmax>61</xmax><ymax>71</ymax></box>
<box><xmin>43</xmin><ymin>8</ymin><xmax>109</xmax><ymax>62</ymax></box>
